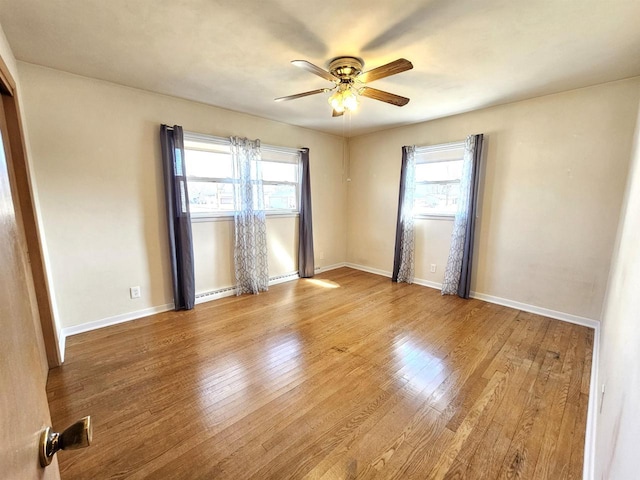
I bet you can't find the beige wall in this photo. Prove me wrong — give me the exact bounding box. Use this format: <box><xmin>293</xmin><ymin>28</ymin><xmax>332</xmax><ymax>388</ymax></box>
<box><xmin>347</xmin><ymin>78</ymin><xmax>640</xmax><ymax>320</ymax></box>
<box><xmin>595</xmin><ymin>101</ymin><xmax>640</xmax><ymax>479</ymax></box>
<box><xmin>18</xmin><ymin>62</ymin><xmax>347</xmax><ymax>328</ymax></box>
<box><xmin>192</xmin><ymin>216</ymin><xmax>299</xmax><ymax>294</ymax></box>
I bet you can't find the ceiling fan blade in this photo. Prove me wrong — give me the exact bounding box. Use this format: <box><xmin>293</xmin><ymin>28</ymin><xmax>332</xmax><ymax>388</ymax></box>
<box><xmin>358</xmin><ymin>58</ymin><xmax>413</xmax><ymax>83</ymax></box>
<box><xmin>274</xmin><ymin>88</ymin><xmax>329</xmax><ymax>102</ymax></box>
<box><xmin>332</xmin><ymin>109</ymin><xmax>344</xmax><ymax>117</ymax></box>
<box><xmin>360</xmin><ymin>87</ymin><xmax>410</xmax><ymax>107</ymax></box>
<box><xmin>291</xmin><ymin>60</ymin><xmax>339</xmax><ymax>82</ymax></box>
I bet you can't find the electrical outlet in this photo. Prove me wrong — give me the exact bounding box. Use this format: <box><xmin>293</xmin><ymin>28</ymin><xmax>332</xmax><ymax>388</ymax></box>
<box><xmin>430</xmin><ymin>264</ymin><xmax>437</xmax><ymax>273</ymax></box>
<box><xmin>319</xmin><ymin>251</ymin><xmax>325</xmax><ymax>260</ymax></box>
<box><xmin>130</xmin><ymin>286</ymin><xmax>141</xmax><ymax>299</ymax></box>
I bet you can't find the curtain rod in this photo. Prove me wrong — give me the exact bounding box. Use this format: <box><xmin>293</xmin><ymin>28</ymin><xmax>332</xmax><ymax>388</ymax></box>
<box><xmin>182</xmin><ymin>130</ymin><xmax>305</xmax><ymax>154</ymax></box>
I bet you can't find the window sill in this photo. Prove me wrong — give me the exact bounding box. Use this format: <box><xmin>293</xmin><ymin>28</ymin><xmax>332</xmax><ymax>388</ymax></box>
<box><xmin>191</xmin><ymin>212</ymin><xmax>300</xmax><ymax>223</ymax></box>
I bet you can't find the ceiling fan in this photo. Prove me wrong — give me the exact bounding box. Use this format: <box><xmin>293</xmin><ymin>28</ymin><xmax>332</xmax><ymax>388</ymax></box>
<box><xmin>274</xmin><ymin>56</ymin><xmax>413</xmax><ymax>117</ymax></box>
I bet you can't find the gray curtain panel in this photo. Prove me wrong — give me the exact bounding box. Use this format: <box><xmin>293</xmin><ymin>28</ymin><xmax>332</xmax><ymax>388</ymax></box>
<box><xmin>160</xmin><ymin>124</ymin><xmax>195</xmax><ymax>310</ymax></box>
<box><xmin>392</xmin><ymin>145</ymin><xmax>416</xmax><ymax>283</ymax></box>
<box><xmin>442</xmin><ymin>134</ymin><xmax>484</xmax><ymax>298</ymax></box>
<box><xmin>298</xmin><ymin>148</ymin><xmax>315</xmax><ymax>278</ymax></box>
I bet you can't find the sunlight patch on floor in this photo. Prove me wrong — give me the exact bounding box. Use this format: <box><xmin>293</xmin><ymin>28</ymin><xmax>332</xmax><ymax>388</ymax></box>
<box><xmin>306</xmin><ymin>278</ymin><xmax>340</xmax><ymax>289</ymax></box>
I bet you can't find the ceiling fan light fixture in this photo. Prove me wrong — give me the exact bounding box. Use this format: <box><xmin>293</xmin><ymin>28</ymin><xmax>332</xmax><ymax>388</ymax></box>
<box><xmin>328</xmin><ymin>90</ymin><xmax>343</xmax><ymax>112</ymax></box>
<box><xmin>342</xmin><ymin>88</ymin><xmax>359</xmax><ymax>111</ymax></box>
<box><xmin>328</xmin><ymin>84</ymin><xmax>359</xmax><ymax>113</ymax></box>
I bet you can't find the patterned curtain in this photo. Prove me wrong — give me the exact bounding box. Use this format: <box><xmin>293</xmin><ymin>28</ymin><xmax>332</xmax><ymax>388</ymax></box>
<box><xmin>231</xmin><ymin>137</ymin><xmax>269</xmax><ymax>295</ymax></box>
<box><xmin>392</xmin><ymin>145</ymin><xmax>416</xmax><ymax>283</ymax></box>
<box><xmin>442</xmin><ymin>134</ymin><xmax>484</xmax><ymax>298</ymax></box>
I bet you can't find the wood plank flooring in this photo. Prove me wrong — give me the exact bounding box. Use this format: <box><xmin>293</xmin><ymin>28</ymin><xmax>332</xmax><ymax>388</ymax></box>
<box><xmin>47</xmin><ymin>268</ymin><xmax>593</xmax><ymax>479</ymax></box>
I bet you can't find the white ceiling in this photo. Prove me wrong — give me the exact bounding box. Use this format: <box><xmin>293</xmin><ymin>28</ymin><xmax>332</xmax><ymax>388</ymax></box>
<box><xmin>1</xmin><ymin>0</ymin><xmax>639</xmax><ymax>137</ymax></box>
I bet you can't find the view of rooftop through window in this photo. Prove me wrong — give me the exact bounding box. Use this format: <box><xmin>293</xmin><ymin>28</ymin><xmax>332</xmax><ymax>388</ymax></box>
<box><xmin>414</xmin><ymin>143</ymin><xmax>465</xmax><ymax>216</ymax></box>
<box><xmin>183</xmin><ymin>134</ymin><xmax>300</xmax><ymax>216</ymax></box>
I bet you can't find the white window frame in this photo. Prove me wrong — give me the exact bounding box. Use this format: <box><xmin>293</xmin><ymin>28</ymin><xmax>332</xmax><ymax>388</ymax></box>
<box><xmin>414</xmin><ymin>140</ymin><xmax>466</xmax><ymax>219</ymax></box>
<box><xmin>183</xmin><ymin>131</ymin><xmax>302</xmax><ymax>221</ymax></box>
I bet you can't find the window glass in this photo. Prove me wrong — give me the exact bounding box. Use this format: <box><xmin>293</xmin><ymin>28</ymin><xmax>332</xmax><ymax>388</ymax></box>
<box><xmin>264</xmin><ymin>184</ymin><xmax>297</xmax><ymax>210</ymax></box>
<box><xmin>183</xmin><ymin>133</ymin><xmax>300</xmax><ymax>217</ymax></box>
<box><xmin>415</xmin><ymin>160</ymin><xmax>462</xmax><ymax>183</ymax></box>
<box><xmin>188</xmin><ymin>181</ymin><xmax>234</xmax><ymax>213</ymax></box>
<box><xmin>185</xmin><ymin>149</ymin><xmax>233</xmax><ymax>179</ymax></box>
<box><xmin>262</xmin><ymin>161</ymin><xmax>298</xmax><ymax>183</ymax></box>
<box><xmin>414</xmin><ymin>182</ymin><xmax>460</xmax><ymax>215</ymax></box>
<box><xmin>413</xmin><ymin>144</ymin><xmax>465</xmax><ymax>217</ymax></box>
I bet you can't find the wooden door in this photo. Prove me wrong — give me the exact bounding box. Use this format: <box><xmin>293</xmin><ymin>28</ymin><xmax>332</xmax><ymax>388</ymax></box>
<box><xmin>0</xmin><ymin>87</ymin><xmax>60</xmax><ymax>478</ymax></box>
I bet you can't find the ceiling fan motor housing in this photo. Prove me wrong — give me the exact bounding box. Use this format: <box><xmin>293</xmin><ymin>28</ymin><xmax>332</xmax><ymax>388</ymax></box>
<box><xmin>329</xmin><ymin>56</ymin><xmax>364</xmax><ymax>80</ymax></box>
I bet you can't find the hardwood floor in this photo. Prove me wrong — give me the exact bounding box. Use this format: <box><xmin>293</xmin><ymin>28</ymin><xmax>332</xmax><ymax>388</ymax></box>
<box><xmin>47</xmin><ymin>268</ymin><xmax>593</xmax><ymax>479</ymax></box>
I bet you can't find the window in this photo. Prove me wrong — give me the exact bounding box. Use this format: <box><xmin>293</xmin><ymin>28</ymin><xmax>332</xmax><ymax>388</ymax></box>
<box><xmin>183</xmin><ymin>132</ymin><xmax>300</xmax><ymax>217</ymax></box>
<box><xmin>414</xmin><ymin>142</ymin><xmax>465</xmax><ymax>217</ymax></box>
<box><xmin>260</xmin><ymin>149</ymin><xmax>300</xmax><ymax>211</ymax></box>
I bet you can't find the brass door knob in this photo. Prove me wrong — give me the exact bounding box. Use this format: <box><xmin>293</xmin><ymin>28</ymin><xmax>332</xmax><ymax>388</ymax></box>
<box><xmin>39</xmin><ymin>416</ymin><xmax>92</xmax><ymax>467</ymax></box>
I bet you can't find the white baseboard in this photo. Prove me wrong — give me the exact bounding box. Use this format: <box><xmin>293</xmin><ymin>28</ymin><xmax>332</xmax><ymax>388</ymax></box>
<box><xmin>583</xmin><ymin>323</ymin><xmax>600</xmax><ymax>480</ymax></box>
<box><xmin>61</xmin><ymin>302</ymin><xmax>175</xmax><ymax>344</ymax></box>
<box><xmin>269</xmin><ymin>272</ymin><xmax>300</xmax><ymax>286</ymax></box>
<box><xmin>413</xmin><ymin>277</ymin><xmax>444</xmax><ymax>290</ymax></box>
<box><xmin>468</xmin><ymin>292</ymin><xmax>599</xmax><ymax>329</ymax></box>
<box><xmin>315</xmin><ymin>262</ymin><xmax>347</xmax><ymax>273</ymax></box>
<box><xmin>345</xmin><ymin>262</ymin><xmax>444</xmax><ymax>291</ymax></box>
<box><xmin>343</xmin><ymin>263</ymin><xmax>599</xmax><ymax>329</ymax></box>
<box><xmin>342</xmin><ymin>262</ymin><xmax>443</xmax><ymax>291</ymax></box>
<box><xmin>344</xmin><ymin>262</ymin><xmax>391</xmax><ymax>277</ymax></box>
